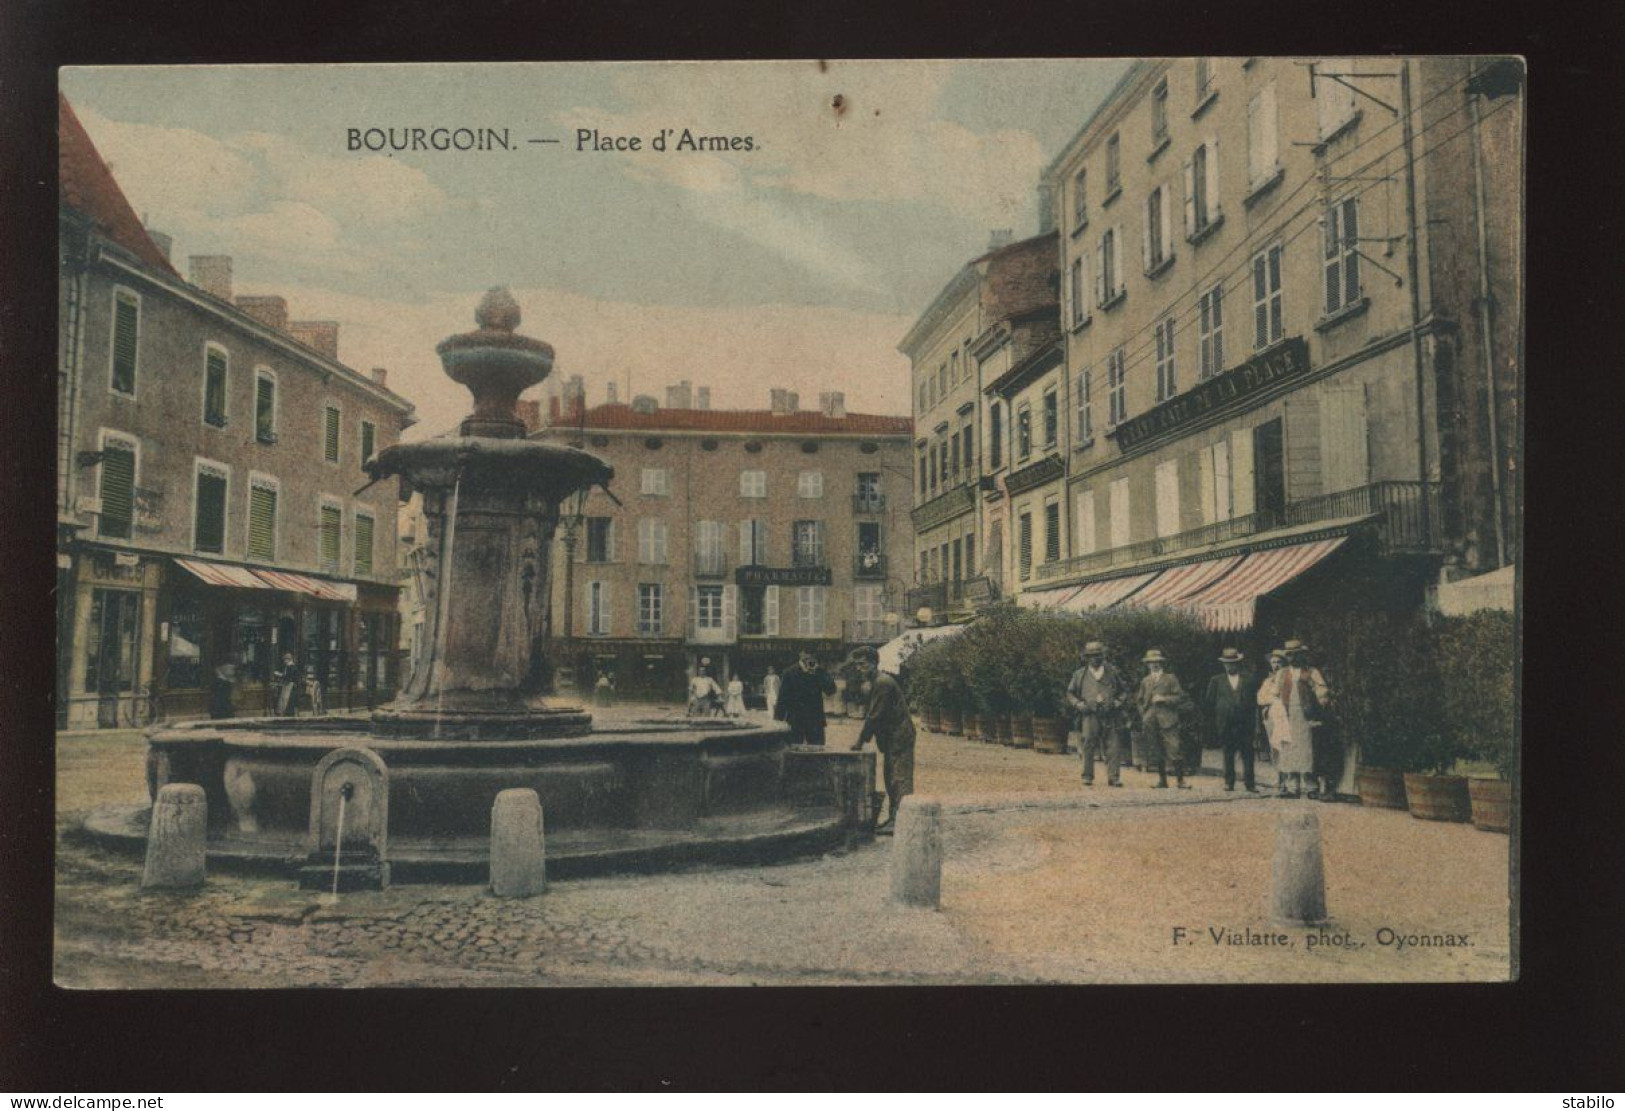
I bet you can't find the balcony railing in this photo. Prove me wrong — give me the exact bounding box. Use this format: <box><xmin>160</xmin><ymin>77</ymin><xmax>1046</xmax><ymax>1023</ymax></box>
<box><xmin>845</xmin><ymin>619</ymin><xmax>892</xmax><ymax>644</ymax></box>
<box><xmin>853</xmin><ymin>552</ymin><xmax>887</xmax><ymax>579</ymax></box>
<box><xmin>852</xmin><ymin>493</ymin><xmax>886</xmax><ymax>514</ymax></box>
<box><xmin>693</xmin><ymin>550</ymin><xmax>728</xmax><ymax>578</ymax></box>
<box><xmin>684</xmin><ymin>616</ymin><xmax>736</xmax><ymax>645</ymax></box>
<box><xmin>1038</xmin><ymin>480</ymin><xmax>1442</xmax><ymax>581</ymax></box>
<box><xmin>790</xmin><ymin>551</ymin><xmax>828</xmax><ymax>570</ymax></box>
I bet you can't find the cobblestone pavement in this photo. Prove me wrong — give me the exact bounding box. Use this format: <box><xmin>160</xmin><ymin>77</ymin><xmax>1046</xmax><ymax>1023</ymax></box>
<box><xmin>53</xmin><ymin>716</ymin><xmax>1513</xmax><ymax>987</ymax></box>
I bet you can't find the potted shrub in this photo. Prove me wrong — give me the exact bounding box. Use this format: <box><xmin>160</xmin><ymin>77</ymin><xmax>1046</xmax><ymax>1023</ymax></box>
<box><xmin>964</xmin><ymin>605</ymin><xmax>1020</xmax><ymax>744</ymax></box>
<box><xmin>1437</xmin><ymin>611</ymin><xmax>1515</xmax><ymax>832</ymax></box>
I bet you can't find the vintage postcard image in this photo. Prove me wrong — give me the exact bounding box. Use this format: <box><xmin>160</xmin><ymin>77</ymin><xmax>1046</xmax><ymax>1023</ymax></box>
<box><xmin>54</xmin><ymin>57</ymin><xmax>1521</xmax><ymax>987</ymax></box>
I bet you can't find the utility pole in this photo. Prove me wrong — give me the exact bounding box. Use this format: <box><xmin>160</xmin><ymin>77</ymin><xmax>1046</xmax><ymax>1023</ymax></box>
<box><xmin>1399</xmin><ymin>58</ymin><xmax>1434</xmax><ymax>550</ymax></box>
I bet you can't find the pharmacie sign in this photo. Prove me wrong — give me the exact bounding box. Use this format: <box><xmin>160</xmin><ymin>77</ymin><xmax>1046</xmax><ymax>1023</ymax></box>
<box><xmin>736</xmin><ymin>565</ymin><xmax>833</xmax><ymax>587</ymax></box>
<box><xmin>1110</xmin><ymin>336</ymin><xmax>1310</xmax><ymax>450</ymax></box>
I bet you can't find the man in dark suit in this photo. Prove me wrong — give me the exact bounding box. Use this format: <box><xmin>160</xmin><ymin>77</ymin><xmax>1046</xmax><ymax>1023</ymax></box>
<box><xmin>1205</xmin><ymin>647</ymin><xmax>1260</xmax><ymax>793</ymax></box>
<box><xmin>1065</xmin><ymin>640</ymin><xmax>1130</xmax><ymax>787</ymax></box>
<box><xmin>774</xmin><ymin>650</ymin><xmax>837</xmax><ymax>745</ymax></box>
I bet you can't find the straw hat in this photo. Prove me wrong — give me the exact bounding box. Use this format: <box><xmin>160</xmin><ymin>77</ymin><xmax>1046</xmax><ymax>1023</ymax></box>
<box><xmin>1283</xmin><ymin>639</ymin><xmax>1309</xmax><ymax>653</ymax></box>
<box><xmin>1268</xmin><ymin>648</ymin><xmax>1287</xmax><ymax>661</ymax></box>
<box><xmin>1081</xmin><ymin>640</ymin><xmax>1106</xmax><ymax>657</ymax></box>
<box><xmin>1217</xmin><ymin>647</ymin><xmax>1244</xmax><ymax>663</ymax></box>
<box><xmin>1141</xmin><ymin>649</ymin><xmax>1168</xmax><ymax>664</ymax></box>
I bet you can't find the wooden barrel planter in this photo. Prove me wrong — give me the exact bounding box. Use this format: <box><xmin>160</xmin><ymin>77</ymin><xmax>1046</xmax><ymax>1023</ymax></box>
<box><xmin>963</xmin><ymin>713</ymin><xmax>982</xmax><ymax>742</ymax></box>
<box><xmin>943</xmin><ymin>710</ymin><xmax>965</xmax><ymax>736</ymax></box>
<box><xmin>1031</xmin><ymin>716</ymin><xmax>1070</xmax><ymax>754</ymax></box>
<box><xmin>923</xmin><ymin>708</ymin><xmax>943</xmax><ymax>734</ymax></box>
<box><xmin>1010</xmin><ymin>714</ymin><xmax>1035</xmax><ymax>749</ymax></box>
<box><xmin>994</xmin><ymin>715</ymin><xmax>1014</xmax><ymax>745</ymax></box>
<box><xmin>1467</xmin><ymin>778</ymin><xmax>1512</xmax><ymax>833</ymax></box>
<box><xmin>1356</xmin><ymin>766</ymin><xmax>1408</xmax><ymax>810</ymax></box>
<box><xmin>1403</xmin><ymin>772</ymin><xmax>1471</xmax><ymax>822</ymax></box>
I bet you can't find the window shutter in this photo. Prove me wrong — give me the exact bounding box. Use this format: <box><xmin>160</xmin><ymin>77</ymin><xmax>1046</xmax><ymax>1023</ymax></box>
<box><xmin>1230</xmin><ymin>430</ymin><xmax>1256</xmax><ymax>517</ymax></box>
<box><xmin>739</xmin><ymin>522</ymin><xmax>753</xmax><ymax>566</ymax></box>
<box><xmin>361</xmin><ymin>422</ymin><xmax>375</xmax><ymax>464</ymax></box>
<box><xmin>1246</xmin><ymin>92</ymin><xmax>1263</xmax><ymax>184</ymax></box>
<box><xmin>1284</xmin><ymin>396</ymin><xmax>1324</xmax><ymax>500</ymax></box>
<box><xmin>1155</xmin><ymin>458</ymin><xmax>1181</xmax><ymax>538</ymax></box>
<box><xmin>1319</xmin><ymin>384</ymin><xmax>1370</xmax><ymax>494</ymax></box>
<box><xmin>1044</xmin><ymin>502</ymin><xmax>1061</xmax><ymax>563</ymax></box>
<box><xmin>256</xmin><ymin>376</ymin><xmax>276</xmax><ymax>440</ymax></box>
<box><xmin>765</xmin><ymin>585</ymin><xmax>780</xmax><ymax>635</ymax></box>
<box><xmin>1205</xmin><ymin>136</ymin><xmax>1221</xmax><ymax>221</ymax></box>
<box><xmin>204</xmin><ymin>350</ymin><xmax>227</xmax><ymax>424</ymax></box>
<box><xmin>320</xmin><ymin>504</ymin><xmax>342</xmax><ymax>569</ymax></box>
<box><xmin>324</xmin><ymin>407</ymin><xmax>341</xmax><ymax>463</ymax></box>
<box><xmin>195</xmin><ymin>470</ymin><xmax>227</xmax><ymax>553</ymax></box>
<box><xmin>112</xmin><ymin>296</ymin><xmax>138</xmax><ymax>393</ymax></box>
<box><xmin>1111</xmin><ymin>227</ymin><xmax>1123</xmax><ymax>295</ymax></box>
<box><xmin>1076</xmin><ymin>489</ymin><xmax>1096</xmax><ymax>555</ymax></box>
<box><xmin>249</xmin><ymin>485</ymin><xmax>277</xmax><ymax>560</ymax></box>
<box><xmin>689</xmin><ymin>585</ymin><xmax>699</xmax><ymax>634</ymax></box>
<box><xmin>355</xmin><ymin>514</ymin><xmax>375</xmax><ymax>575</ymax></box>
<box><xmin>1109</xmin><ymin>479</ymin><xmax>1131</xmax><ymax>549</ymax></box>
<box><xmin>1183</xmin><ymin>159</ymin><xmax>1196</xmax><ymax>238</ymax></box>
<box><xmin>1198</xmin><ymin>447</ymin><xmax>1217</xmax><ymax>525</ymax></box>
<box><xmin>1142</xmin><ymin>193</ymin><xmax>1154</xmax><ymax>271</ymax></box>
<box><xmin>98</xmin><ymin>443</ymin><xmax>135</xmax><ymax>539</ymax></box>
<box><xmin>723</xmin><ymin>585</ymin><xmax>737</xmax><ymax>639</ymax></box>
<box><xmin>1095</xmin><ymin>237</ymin><xmax>1106</xmax><ymax>304</ymax></box>
<box><xmin>601</xmin><ymin>582</ymin><xmax>612</xmax><ymax>634</ymax></box>
<box><xmin>1160</xmin><ymin>185</ymin><xmax>1175</xmax><ymax>262</ymax></box>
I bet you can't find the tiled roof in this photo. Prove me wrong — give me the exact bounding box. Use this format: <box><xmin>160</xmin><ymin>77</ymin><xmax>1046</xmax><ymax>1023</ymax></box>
<box><xmin>59</xmin><ymin>94</ymin><xmax>179</xmax><ymax>276</ymax></box>
<box><xmin>568</xmin><ymin>403</ymin><xmax>912</xmax><ymax>436</ymax></box>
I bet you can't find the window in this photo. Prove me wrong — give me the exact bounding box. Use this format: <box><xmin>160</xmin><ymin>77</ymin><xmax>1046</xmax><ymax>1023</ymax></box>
<box><xmin>1186</xmin><ymin>139</ymin><xmax>1221</xmax><ymax>237</ymax></box>
<box><xmin>360</xmin><ymin>420</ymin><xmax>377</xmax><ymax>466</ymax></box>
<box><xmin>1097</xmin><ymin>225</ymin><xmax>1124</xmax><ymax>304</ymax></box>
<box><xmin>585</xmin><ymin>516</ymin><xmax>613</xmax><ymax>562</ymax></box>
<box><xmin>1074</xmin><ymin>368</ymin><xmax>1093</xmax><ymax>442</ymax></box>
<box><xmin>1198</xmin><ymin>285</ymin><xmax>1225</xmax><ymax>380</ymax></box>
<box><xmin>965</xmin><ymin>533</ymin><xmax>976</xmax><ymax>576</ymax></box>
<box><xmin>1195</xmin><ymin>57</ymin><xmax>1213</xmax><ymax>102</ymax></box>
<box><xmin>1144</xmin><ymin>184</ymin><xmax>1173</xmax><ymax>271</ymax></box>
<box><xmin>928</xmin><ymin>445</ymin><xmax>939</xmax><ymax>496</ymax></box>
<box><xmin>951</xmin><ymin>538</ymin><xmax>962</xmax><ymax>582</ymax></box>
<box><xmin>795</xmin><ymin>586</ymin><xmax>826</xmax><ymax>637</ymax></box>
<box><xmin>960</xmin><ymin>426</ymin><xmax>974</xmax><ymax>472</ymax></box>
<box><xmin>791</xmin><ymin>520</ymin><xmax>825</xmax><ymax>567</ymax></box>
<box><xmin>1072</xmin><ymin>168</ymin><xmax>1087</xmax><ymax>227</ymax></box>
<box><xmin>918</xmin><ymin>449</ymin><xmax>928</xmax><ymax>498</ymax></box>
<box><xmin>988</xmin><ymin>402</ymin><xmax>1003</xmax><ymax>469</ymax></box>
<box><xmin>202</xmin><ymin>346</ymin><xmax>228</xmax><ymax>427</ymax></box>
<box><xmin>193</xmin><ymin>460</ymin><xmax>228</xmax><ymax>555</ymax></box>
<box><xmin>1105</xmin><ymin>132</ymin><xmax>1121</xmax><ymax>195</ymax></box>
<box><xmin>857</xmin><ymin>472</ymin><xmax>881</xmax><ymax>507</ymax></box>
<box><xmin>695</xmin><ymin>520</ymin><xmax>726</xmax><ymax>572</ymax></box>
<box><xmin>1016</xmin><ymin>404</ymin><xmax>1032</xmax><ymax>460</ymax></box>
<box><xmin>1248</xmin><ymin>83</ymin><xmax>1280</xmax><ymax>188</ymax></box>
<box><xmin>638</xmin><ymin>583</ymin><xmax>664</xmax><ymax>635</ymax></box>
<box><xmin>1044</xmin><ymin>500</ymin><xmax>1062</xmax><ymax>564</ymax></box>
<box><xmin>323</xmin><ymin>404</ymin><xmax>341</xmax><ymax>464</ymax></box>
<box><xmin>936</xmin><ymin>363</ymin><xmax>947</xmax><ymax>399</ymax></box>
<box><xmin>950</xmin><ymin>349</ymin><xmax>960</xmax><ymax>385</ymax></box>
<box><xmin>637</xmin><ymin>518</ymin><xmax>668</xmax><ymax>564</ymax></box>
<box><xmin>1323</xmin><ymin>197</ymin><xmax>1363</xmax><ymax>315</ymax></box>
<box><xmin>1252</xmin><ymin>243</ymin><xmax>1285</xmax><ymax>349</ymax></box>
<box><xmin>695</xmin><ymin>584</ymin><xmax>724</xmax><ymax>630</ymax></box>
<box><xmin>247</xmin><ymin>476</ymin><xmax>278</xmax><ymax>562</ymax></box>
<box><xmin>937</xmin><ymin>440</ymin><xmax>949</xmax><ymax>486</ymax></box>
<box><xmin>1042</xmin><ymin>387</ymin><xmax>1059</xmax><ymax>448</ymax></box>
<box><xmin>97</xmin><ymin>433</ymin><xmax>137</xmax><ymax>540</ymax></box>
<box><xmin>949</xmin><ymin>431</ymin><xmax>961</xmax><ymax>479</ymax></box>
<box><xmin>255</xmin><ymin>370</ymin><xmax>277</xmax><ymax>443</ymax></box>
<box><xmin>1200</xmin><ymin>439</ymin><xmax>1235</xmax><ymax>525</ymax></box>
<box><xmin>1155</xmin><ymin>316</ymin><xmax>1178</xmax><ymax>402</ymax></box>
<box><xmin>319</xmin><ymin>500</ymin><xmax>342</xmax><ymax>572</ymax></box>
<box><xmin>640</xmin><ymin>467</ymin><xmax>669</xmax><ymax>496</ymax></box>
<box><xmin>1075</xmin><ymin>488</ymin><xmax>1097</xmax><ymax>555</ymax></box>
<box><xmin>1316</xmin><ymin>59</ymin><xmax>1358</xmax><ymax>138</ymax></box>
<box><xmin>854</xmin><ymin>584</ymin><xmax>883</xmax><ymax>624</ymax></box>
<box><xmin>110</xmin><ymin>289</ymin><xmax>139</xmax><ymax>396</ymax></box>
<box><xmin>797</xmin><ymin>470</ymin><xmax>823</xmax><ymax>498</ymax></box>
<box><xmin>1069</xmin><ymin>256</ymin><xmax>1087</xmax><ymax>326</ymax></box>
<box><xmin>588</xmin><ymin>581</ymin><xmax>611</xmax><ymax>635</ymax></box>
<box><xmin>1018</xmin><ymin>511</ymin><xmax>1033</xmax><ymax>581</ymax></box>
<box><xmin>740</xmin><ymin>519</ymin><xmax>769</xmax><ymax>565</ymax></box>
<box><xmin>1155</xmin><ymin>459</ymin><xmax>1181</xmax><ymax>538</ymax></box>
<box><xmin>1107</xmin><ymin>347</ymin><xmax>1127</xmax><ymax>426</ymax></box>
<box><xmin>1109</xmin><ymin>477</ymin><xmax>1131</xmax><ymax>549</ymax></box>
<box><xmin>1151</xmin><ymin>79</ymin><xmax>1169</xmax><ymax>143</ymax></box>
<box><xmin>354</xmin><ymin>510</ymin><xmax>375</xmax><ymax>575</ymax></box>
<box><xmin>740</xmin><ymin>469</ymin><xmax>766</xmax><ymax>498</ymax></box>
<box><xmin>918</xmin><ymin>380</ymin><xmax>929</xmax><ymax>413</ymax></box>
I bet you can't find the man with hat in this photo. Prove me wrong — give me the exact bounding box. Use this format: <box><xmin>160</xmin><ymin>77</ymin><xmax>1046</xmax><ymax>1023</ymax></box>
<box><xmin>1205</xmin><ymin>648</ymin><xmax>1260</xmax><ymax>793</ymax></box>
<box><xmin>1065</xmin><ymin>640</ymin><xmax>1130</xmax><ymax>787</ymax></box>
<box><xmin>847</xmin><ymin>645</ymin><xmax>915</xmax><ymax>834</ymax></box>
<box><xmin>1137</xmin><ymin>649</ymin><xmax>1193</xmax><ymax>788</ymax></box>
<box><xmin>775</xmin><ymin>649</ymin><xmax>837</xmax><ymax>745</ymax></box>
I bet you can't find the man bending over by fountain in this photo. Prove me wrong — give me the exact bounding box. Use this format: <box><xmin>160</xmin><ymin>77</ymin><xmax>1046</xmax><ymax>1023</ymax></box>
<box><xmin>848</xmin><ymin>646</ymin><xmax>916</xmax><ymax>835</ymax></box>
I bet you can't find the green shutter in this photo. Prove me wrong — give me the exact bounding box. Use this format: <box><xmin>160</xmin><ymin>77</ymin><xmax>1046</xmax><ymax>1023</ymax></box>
<box><xmin>360</xmin><ymin>421</ymin><xmax>375</xmax><ymax>465</ymax></box>
<box><xmin>195</xmin><ymin>471</ymin><xmax>227</xmax><ymax>553</ymax></box>
<box><xmin>248</xmin><ymin>485</ymin><xmax>277</xmax><ymax>561</ymax></box>
<box><xmin>320</xmin><ymin>504</ymin><xmax>342</xmax><ymax>569</ymax></box>
<box><xmin>256</xmin><ymin>376</ymin><xmax>276</xmax><ymax>442</ymax></box>
<box><xmin>111</xmin><ymin>296</ymin><xmax>138</xmax><ymax>394</ymax></box>
<box><xmin>354</xmin><ymin>514</ymin><xmax>374</xmax><ymax>575</ymax></box>
<box><xmin>204</xmin><ymin>351</ymin><xmax>228</xmax><ymax>425</ymax></box>
<box><xmin>98</xmin><ymin>443</ymin><xmax>135</xmax><ymax>539</ymax></box>
<box><xmin>324</xmin><ymin>407</ymin><xmax>340</xmax><ymax>463</ymax></box>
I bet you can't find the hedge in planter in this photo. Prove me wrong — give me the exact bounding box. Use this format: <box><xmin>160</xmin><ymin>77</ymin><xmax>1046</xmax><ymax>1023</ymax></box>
<box><xmin>1436</xmin><ymin>610</ymin><xmax>1516</xmax><ymax>831</ymax></box>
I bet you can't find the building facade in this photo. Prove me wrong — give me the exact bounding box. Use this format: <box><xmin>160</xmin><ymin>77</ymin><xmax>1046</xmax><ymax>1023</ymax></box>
<box><xmin>981</xmin><ymin>55</ymin><xmax>1524</xmax><ymax>641</ymax></box>
<box><xmin>539</xmin><ymin>389</ymin><xmax>914</xmax><ymax>701</ymax></box>
<box><xmin>58</xmin><ymin>95</ymin><xmax>416</xmax><ymax>728</ymax></box>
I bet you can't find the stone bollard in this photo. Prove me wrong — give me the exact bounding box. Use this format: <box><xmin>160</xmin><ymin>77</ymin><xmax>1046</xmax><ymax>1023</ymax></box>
<box><xmin>490</xmin><ymin>789</ymin><xmax>547</xmax><ymax>898</ymax></box>
<box><xmin>142</xmin><ymin>783</ymin><xmax>207</xmax><ymax>889</ymax></box>
<box><xmin>889</xmin><ymin>796</ymin><xmax>942</xmax><ymax>909</ymax></box>
<box><xmin>1271</xmin><ymin>809</ymin><xmax>1327</xmax><ymax>925</ymax></box>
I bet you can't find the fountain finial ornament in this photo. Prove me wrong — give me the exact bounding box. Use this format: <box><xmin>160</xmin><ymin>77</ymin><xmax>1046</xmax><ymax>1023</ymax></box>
<box><xmin>475</xmin><ymin>286</ymin><xmax>522</xmax><ymax>332</ymax></box>
<box><xmin>437</xmin><ymin>286</ymin><xmax>554</xmax><ymax>437</ymax></box>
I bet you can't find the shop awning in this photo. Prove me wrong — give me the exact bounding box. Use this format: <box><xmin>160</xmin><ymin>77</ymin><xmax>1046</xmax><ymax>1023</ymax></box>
<box><xmin>1119</xmin><ymin>553</ymin><xmax>1247</xmax><ymax>609</ymax></box>
<box><xmin>1173</xmin><ymin>537</ymin><xmax>1348</xmax><ymax>631</ymax></box>
<box><xmin>174</xmin><ymin>557</ymin><xmax>275</xmax><ymax>590</ymax></box>
<box><xmin>253</xmin><ymin>569</ymin><xmax>358</xmax><ymax>603</ymax></box>
<box><xmin>878</xmin><ymin>621</ymin><xmax>971</xmax><ymax>675</ymax></box>
<box><xmin>1056</xmin><ymin>570</ymin><xmax>1161</xmax><ymax>612</ymax></box>
<box><xmin>1020</xmin><ymin>584</ymin><xmax>1086</xmax><ymax>610</ymax></box>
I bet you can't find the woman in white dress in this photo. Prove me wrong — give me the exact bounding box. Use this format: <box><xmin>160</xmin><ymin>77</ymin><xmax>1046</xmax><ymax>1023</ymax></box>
<box><xmin>1258</xmin><ymin>650</ymin><xmax>1288</xmax><ymax>790</ymax></box>
<box><xmin>725</xmin><ymin>676</ymin><xmax>746</xmax><ymax>717</ymax></box>
<box><xmin>1260</xmin><ymin>643</ymin><xmax>1325</xmax><ymax>796</ymax></box>
<box><xmin>762</xmin><ymin>666</ymin><xmax>781</xmax><ymax>718</ymax></box>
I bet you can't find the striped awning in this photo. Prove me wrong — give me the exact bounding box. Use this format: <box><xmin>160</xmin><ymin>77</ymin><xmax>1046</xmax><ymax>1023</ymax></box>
<box><xmin>1020</xmin><ymin>584</ymin><xmax>1085</xmax><ymax>610</ymax></box>
<box><xmin>174</xmin><ymin>557</ymin><xmax>273</xmax><ymax>590</ymax></box>
<box><xmin>253</xmin><ymin>569</ymin><xmax>357</xmax><ymax>602</ymax></box>
<box><xmin>1056</xmin><ymin>570</ymin><xmax>1161</xmax><ymax>612</ymax></box>
<box><xmin>1175</xmin><ymin>537</ymin><xmax>1348</xmax><ymax>631</ymax></box>
<box><xmin>1120</xmin><ymin>553</ymin><xmax>1247</xmax><ymax>610</ymax></box>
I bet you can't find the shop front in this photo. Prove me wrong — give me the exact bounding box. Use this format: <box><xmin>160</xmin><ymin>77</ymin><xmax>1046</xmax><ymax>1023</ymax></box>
<box><xmin>63</xmin><ymin>546</ymin><xmax>161</xmax><ymax>730</ymax></box>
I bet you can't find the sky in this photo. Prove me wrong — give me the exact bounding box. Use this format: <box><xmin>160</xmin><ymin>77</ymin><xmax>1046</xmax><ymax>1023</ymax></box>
<box><xmin>61</xmin><ymin>60</ymin><xmax>1130</xmax><ymax>437</ymax></box>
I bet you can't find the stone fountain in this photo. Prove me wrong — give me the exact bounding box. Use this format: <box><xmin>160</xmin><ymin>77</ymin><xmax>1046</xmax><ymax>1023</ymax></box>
<box><xmin>85</xmin><ymin>290</ymin><xmax>877</xmax><ymax>882</ymax></box>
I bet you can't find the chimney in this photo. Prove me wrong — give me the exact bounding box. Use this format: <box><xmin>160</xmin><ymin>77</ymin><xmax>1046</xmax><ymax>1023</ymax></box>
<box><xmin>665</xmin><ymin>380</ymin><xmax>693</xmax><ymax>410</ymax></box>
<box><xmin>549</xmin><ymin>396</ymin><xmax>561</xmax><ymax>423</ymax></box>
<box><xmin>820</xmin><ymin>391</ymin><xmax>846</xmax><ymax>418</ymax></box>
<box><xmin>146</xmin><ymin>227</ymin><xmax>173</xmax><ymax>263</ymax></box>
<box><xmin>988</xmin><ymin>228</ymin><xmax>1014</xmax><ymax>251</ymax></box>
<box><xmin>786</xmin><ymin>391</ymin><xmax>800</xmax><ymax>413</ymax></box>
<box><xmin>606</xmin><ymin>381</ymin><xmax>619</xmax><ymax>405</ymax></box>
<box><xmin>235</xmin><ymin>295</ymin><xmax>289</xmax><ymax>332</ymax></box>
<box><xmin>370</xmin><ymin>367</ymin><xmax>388</xmax><ymax>387</ymax></box>
<box><xmin>632</xmin><ymin>394</ymin><xmax>659</xmax><ymax>414</ymax></box>
<box><xmin>516</xmin><ymin>399</ymin><xmax>542</xmax><ymax>433</ymax></box>
<box><xmin>188</xmin><ymin>255</ymin><xmax>233</xmax><ymax>301</ymax></box>
<box><xmin>696</xmin><ymin>386</ymin><xmax>711</xmax><ymax>410</ymax></box>
<box><xmin>770</xmin><ymin>388</ymin><xmax>788</xmax><ymax>415</ymax></box>
<box><xmin>289</xmin><ymin>320</ymin><xmax>340</xmax><ymax>361</ymax></box>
